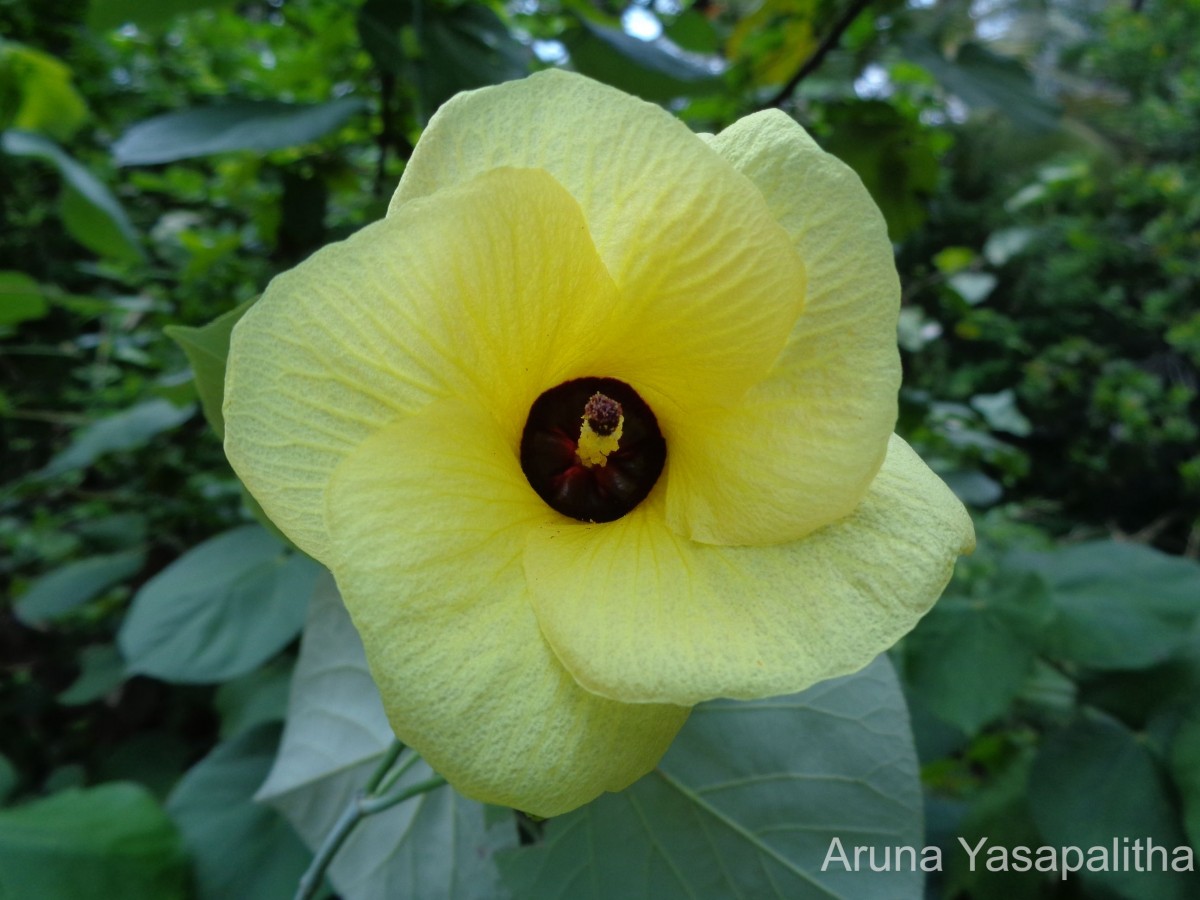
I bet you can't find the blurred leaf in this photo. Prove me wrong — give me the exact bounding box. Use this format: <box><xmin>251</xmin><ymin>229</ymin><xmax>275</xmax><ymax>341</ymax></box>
<box><xmin>1010</xmin><ymin>541</ymin><xmax>1200</xmax><ymax>670</ymax></box>
<box><xmin>214</xmin><ymin>656</ymin><xmax>293</xmax><ymax>739</ymax></box>
<box><xmin>37</xmin><ymin>399</ymin><xmax>194</xmax><ymax>479</ymax></box>
<box><xmin>939</xmin><ymin>469</ymin><xmax>1003</xmax><ymax>507</ymax></box>
<box><xmin>1</xmin><ymin>129</ymin><xmax>144</xmax><ymax>263</ymax></box>
<box><xmin>257</xmin><ymin>573</ymin><xmax>517</xmax><ymax>900</ymax></box>
<box><xmin>0</xmin><ymin>783</ymin><xmax>189</xmax><ymax>899</ymax></box>
<box><xmin>1170</xmin><ymin>707</ymin><xmax>1200</xmax><ymax>851</ymax></box>
<box><xmin>0</xmin><ymin>271</ymin><xmax>49</xmax><ymax>328</ymax></box>
<box><xmin>165</xmin><ymin>297</ymin><xmax>255</xmax><ymax>439</ymax></box>
<box><xmin>726</xmin><ymin>0</ymin><xmax>816</xmax><ymax>85</ymax></box>
<box><xmin>58</xmin><ymin>644</ymin><xmax>127</xmax><ymax>706</ymax></box>
<box><xmin>564</xmin><ymin>17</ymin><xmax>722</xmax><ymax>103</ymax></box>
<box><xmin>0</xmin><ymin>40</ymin><xmax>88</xmax><ymax>141</ymax></box>
<box><xmin>500</xmin><ymin>657</ymin><xmax>924</xmax><ymax>899</ymax></box>
<box><xmin>905</xmin><ymin>573</ymin><xmax>1053</xmax><ymax>734</ymax></box>
<box><xmin>112</xmin><ymin>98</ymin><xmax>368</xmax><ymax>166</ymax></box>
<box><xmin>166</xmin><ymin>725</ymin><xmax>310</xmax><ymax>900</ymax></box>
<box><xmin>983</xmin><ymin>227</ymin><xmax>1035</xmax><ymax>266</ymax></box>
<box><xmin>947</xmin><ymin>271</ymin><xmax>997</xmax><ymax>305</ymax></box>
<box><xmin>823</xmin><ymin>101</ymin><xmax>939</xmax><ymax>241</ymax></box>
<box><xmin>87</xmin><ymin>0</ymin><xmax>235</xmax><ymax>31</ymax></box>
<box><xmin>971</xmin><ymin>389</ymin><xmax>1032</xmax><ymax>437</ymax></box>
<box><xmin>118</xmin><ymin>525</ymin><xmax>319</xmax><ymax>683</ymax></box>
<box><xmin>1030</xmin><ymin>715</ymin><xmax>1193</xmax><ymax>899</ymax></box>
<box><xmin>358</xmin><ymin>0</ymin><xmax>529</xmax><ymax>119</ymax></box>
<box><xmin>0</xmin><ymin>755</ymin><xmax>14</xmax><ymax>805</ymax></box>
<box><xmin>14</xmin><ymin>550</ymin><xmax>144</xmax><ymax>624</ymax></box>
<box><xmin>945</xmin><ymin>754</ymin><xmax>1050</xmax><ymax>900</ymax></box>
<box><xmin>906</xmin><ymin>39</ymin><xmax>1060</xmax><ymax>132</ymax></box>
<box><xmin>664</xmin><ymin>10</ymin><xmax>719</xmax><ymax>54</ymax></box>
<box><xmin>933</xmin><ymin>246</ymin><xmax>976</xmax><ymax>275</ymax></box>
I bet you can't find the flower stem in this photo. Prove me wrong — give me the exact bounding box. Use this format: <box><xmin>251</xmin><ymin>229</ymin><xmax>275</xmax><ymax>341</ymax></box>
<box><xmin>292</xmin><ymin>742</ymin><xmax>446</xmax><ymax>900</ymax></box>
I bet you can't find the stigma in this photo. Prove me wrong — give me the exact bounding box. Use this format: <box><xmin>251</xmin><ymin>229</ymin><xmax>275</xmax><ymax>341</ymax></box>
<box><xmin>577</xmin><ymin>393</ymin><xmax>624</xmax><ymax>468</ymax></box>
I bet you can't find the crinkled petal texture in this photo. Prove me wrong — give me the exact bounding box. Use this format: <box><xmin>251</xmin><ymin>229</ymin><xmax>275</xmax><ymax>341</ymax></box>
<box><xmin>526</xmin><ymin>435</ymin><xmax>976</xmax><ymax>706</ymax></box>
<box><xmin>326</xmin><ymin>405</ymin><xmax>688</xmax><ymax>817</ymax></box>
<box><xmin>666</xmin><ymin>111</ymin><xmax>903</xmax><ymax>545</ymax></box>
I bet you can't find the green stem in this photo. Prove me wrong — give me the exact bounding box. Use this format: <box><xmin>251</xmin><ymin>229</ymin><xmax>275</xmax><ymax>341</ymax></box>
<box><xmin>360</xmin><ymin>775</ymin><xmax>448</xmax><ymax>815</ymax></box>
<box><xmin>293</xmin><ymin>743</ymin><xmax>445</xmax><ymax>900</ymax></box>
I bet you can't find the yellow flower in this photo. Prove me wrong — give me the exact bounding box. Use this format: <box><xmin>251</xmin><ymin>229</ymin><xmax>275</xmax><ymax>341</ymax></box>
<box><xmin>223</xmin><ymin>71</ymin><xmax>975</xmax><ymax>817</ymax></box>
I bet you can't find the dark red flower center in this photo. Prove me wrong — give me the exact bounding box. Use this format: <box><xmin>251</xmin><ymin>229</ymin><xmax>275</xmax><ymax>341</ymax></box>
<box><xmin>520</xmin><ymin>377</ymin><xmax>666</xmax><ymax>523</ymax></box>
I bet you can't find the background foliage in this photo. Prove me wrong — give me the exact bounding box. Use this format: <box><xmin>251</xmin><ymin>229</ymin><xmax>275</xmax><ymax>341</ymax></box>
<box><xmin>2</xmin><ymin>0</ymin><xmax>1199</xmax><ymax>897</ymax></box>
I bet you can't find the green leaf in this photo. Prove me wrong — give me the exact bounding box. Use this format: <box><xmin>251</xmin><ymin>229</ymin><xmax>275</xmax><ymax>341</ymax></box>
<box><xmin>971</xmin><ymin>389</ymin><xmax>1032</xmax><ymax>437</ymax></box>
<box><xmin>112</xmin><ymin>98</ymin><xmax>368</xmax><ymax>166</ymax></box>
<box><xmin>0</xmin><ymin>40</ymin><xmax>88</xmax><ymax>141</ymax></box>
<box><xmin>58</xmin><ymin>644</ymin><xmax>127</xmax><ymax>706</ymax></box>
<box><xmin>1029</xmin><ymin>715</ymin><xmax>1193</xmax><ymax>899</ymax></box>
<box><xmin>939</xmin><ymin>469</ymin><xmax>1003</xmax><ymax>507</ymax></box>
<box><xmin>0</xmin><ymin>783</ymin><xmax>189</xmax><ymax>899</ymax></box>
<box><xmin>664</xmin><ymin>10</ymin><xmax>720</xmax><ymax>54</ymax></box>
<box><xmin>905</xmin><ymin>573</ymin><xmax>1054</xmax><ymax>734</ymax></box>
<box><xmin>823</xmin><ymin>101</ymin><xmax>939</xmax><ymax>242</ymax></box>
<box><xmin>118</xmin><ymin>525</ymin><xmax>319</xmax><ymax>683</ymax></box>
<box><xmin>1010</xmin><ymin>541</ymin><xmax>1200</xmax><ymax>670</ymax></box>
<box><xmin>214</xmin><ymin>656</ymin><xmax>293</xmax><ymax>739</ymax></box>
<box><xmin>983</xmin><ymin>227</ymin><xmax>1035</xmax><ymax>266</ymax></box>
<box><xmin>947</xmin><ymin>271</ymin><xmax>997</xmax><ymax>306</ymax></box>
<box><xmin>0</xmin><ymin>271</ymin><xmax>49</xmax><ymax>328</ymax></box>
<box><xmin>165</xmin><ymin>298</ymin><xmax>255</xmax><ymax>439</ymax></box>
<box><xmin>1171</xmin><ymin>707</ymin><xmax>1200</xmax><ymax>851</ymax></box>
<box><xmin>564</xmin><ymin>17</ymin><xmax>723</xmax><ymax>103</ymax></box>
<box><xmin>0</xmin><ymin>755</ymin><xmax>15</xmax><ymax>805</ymax></box>
<box><xmin>37</xmin><ymin>399</ymin><xmax>194</xmax><ymax>479</ymax></box>
<box><xmin>166</xmin><ymin>724</ymin><xmax>310</xmax><ymax>900</ymax></box>
<box><xmin>14</xmin><ymin>550</ymin><xmax>144</xmax><ymax>624</ymax></box>
<box><xmin>1</xmin><ymin>129</ymin><xmax>144</xmax><ymax>263</ymax></box>
<box><xmin>906</xmin><ymin>39</ymin><xmax>1060</xmax><ymax>133</ymax></box>
<box><xmin>256</xmin><ymin>573</ymin><xmax>517</xmax><ymax>899</ymax></box>
<box><xmin>500</xmin><ymin>656</ymin><xmax>924</xmax><ymax>899</ymax></box>
<box><xmin>86</xmin><ymin>0</ymin><xmax>235</xmax><ymax>31</ymax></box>
<box><xmin>358</xmin><ymin>0</ymin><xmax>529</xmax><ymax>120</ymax></box>
<box><xmin>945</xmin><ymin>753</ymin><xmax>1048</xmax><ymax>900</ymax></box>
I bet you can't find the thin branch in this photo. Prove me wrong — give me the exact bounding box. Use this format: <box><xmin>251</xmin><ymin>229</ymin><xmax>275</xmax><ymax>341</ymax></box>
<box><xmin>762</xmin><ymin>0</ymin><xmax>875</xmax><ymax>109</ymax></box>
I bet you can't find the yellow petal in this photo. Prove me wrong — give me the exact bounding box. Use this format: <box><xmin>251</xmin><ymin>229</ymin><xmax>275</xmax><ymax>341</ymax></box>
<box><xmin>666</xmin><ymin>110</ymin><xmax>902</xmax><ymax>545</ymax></box>
<box><xmin>325</xmin><ymin>404</ymin><xmax>689</xmax><ymax>817</ymax></box>
<box><xmin>390</xmin><ymin>69</ymin><xmax>806</xmax><ymax>415</ymax></box>
<box><xmin>224</xmin><ymin>167</ymin><xmax>623</xmax><ymax>562</ymax></box>
<box><xmin>525</xmin><ymin>436</ymin><xmax>975</xmax><ymax>706</ymax></box>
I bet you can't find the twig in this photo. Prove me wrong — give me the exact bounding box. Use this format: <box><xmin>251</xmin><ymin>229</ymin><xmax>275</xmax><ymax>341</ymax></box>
<box><xmin>763</xmin><ymin>0</ymin><xmax>875</xmax><ymax>109</ymax></box>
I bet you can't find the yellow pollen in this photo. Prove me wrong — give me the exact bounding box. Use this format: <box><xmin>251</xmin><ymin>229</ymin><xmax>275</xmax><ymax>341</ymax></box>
<box><xmin>578</xmin><ymin>416</ymin><xmax>623</xmax><ymax>467</ymax></box>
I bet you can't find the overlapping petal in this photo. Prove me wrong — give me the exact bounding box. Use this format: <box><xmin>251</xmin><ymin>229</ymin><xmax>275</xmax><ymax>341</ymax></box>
<box><xmin>325</xmin><ymin>403</ymin><xmax>689</xmax><ymax>817</ymax></box>
<box><xmin>389</xmin><ymin>69</ymin><xmax>807</xmax><ymax>421</ymax></box>
<box><xmin>225</xmin><ymin>167</ymin><xmax>627</xmax><ymax>561</ymax></box>
<box><xmin>665</xmin><ymin>111</ymin><xmax>902</xmax><ymax>545</ymax></box>
<box><xmin>525</xmin><ymin>435</ymin><xmax>975</xmax><ymax>706</ymax></box>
